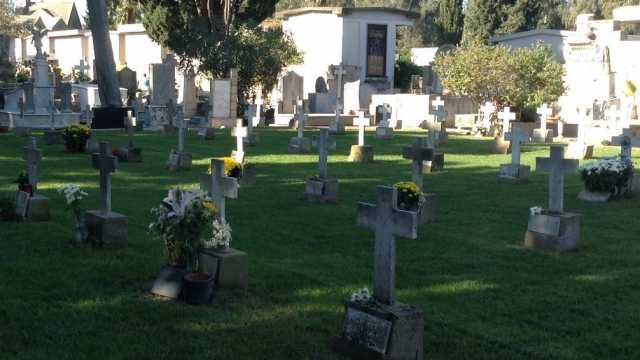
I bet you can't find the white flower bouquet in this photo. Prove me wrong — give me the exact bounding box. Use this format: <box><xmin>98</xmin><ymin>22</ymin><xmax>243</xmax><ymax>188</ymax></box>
<box><xmin>203</xmin><ymin>218</ymin><xmax>232</xmax><ymax>249</ymax></box>
<box><xmin>350</xmin><ymin>287</ymin><xmax>372</xmax><ymax>303</ymax></box>
<box><xmin>57</xmin><ymin>184</ymin><xmax>89</xmax><ymax>244</ymax></box>
<box><xmin>580</xmin><ymin>156</ymin><xmax>634</xmax><ymax>196</ymax></box>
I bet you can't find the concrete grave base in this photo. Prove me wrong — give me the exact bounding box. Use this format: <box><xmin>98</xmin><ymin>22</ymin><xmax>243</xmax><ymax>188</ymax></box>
<box><xmin>333</xmin><ymin>301</ymin><xmax>424</xmax><ymax>360</ymax></box>
<box><xmin>27</xmin><ymin>194</ymin><xmax>50</xmax><ymax>222</ymax></box>
<box><xmin>422</xmin><ymin>153</ymin><xmax>444</xmax><ymax>173</ymax></box>
<box><xmin>525</xmin><ymin>211</ymin><xmax>580</xmax><ymax>252</ymax></box>
<box><xmin>85</xmin><ymin>210</ymin><xmax>128</xmax><ymax>248</ymax></box>
<box><xmin>288</xmin><ymin>137</ymin><xmax>312</xmax><ymax>153</ymax></box>
<box><xmin>418</xmin><ymin>193</ymin><xmax>437</xmax><ymax>224</ymax></box>
<box><xmin>348</xmin><ymin>145</ymin><xmax>374</xmax><ymax>163</ymax></box>
<box><xmin>532</xmin><ymin>129</ymin><xmax>554</xmax><ymax>143</ymax></box>
<box><xmin>43</xmin><ymin>129</ymin><xmax>64</xmax><ymax>145</ymax></box>
<box><xmin>240</xmin><ymin>163</ymin><xmax>257</xmax><ymax>187</ymax></box>
<box><xmin>376</xmin><ymin>127</ymin><xmax>393</xmax><ymax>140</ymax></box>
<box><xmin>167</xmin><ymin>152</ymin><xmax>192</xmax><ymax>172</ymax></box>
<box><xmin>566</xmin><ymin>142</ymin><xmax>594</xmax><ymax>160</ymax></box>
<box><xmin>200</xmin><ymin>247</ymin><xmax>248</xmax><ymax>292</ymax></box>
<box><xmin>150</xmin><ymin>265</ymin><xmax>187</xmax><ymax>299</ymax></box>
<box><xmin>492</xmin><ymin>136</ymin><xmax>511</xmax><ymax>154</ymax></box>
<box><xmin>15</xmin><ymin>127</ymin><xmax>32</xmax><ymax>137</ymax></box>
<box><xmin>577</xmin><ymin>190</ymin><xmax>611</xmax><ymax>202</ymax></box>
<box><xmin>305</xmin><ymin>177</ymin><xmax>339</xmax><ymax>203</ymax></box>
<box><xmin>329</xmin><ymin>122</ymin><xmax>346</xmax><ymax>135</ymax></box>
<box><xmin>497</xmin><ymin>164</ymin><xmax>531</xmax><ymax>184</ymax></box>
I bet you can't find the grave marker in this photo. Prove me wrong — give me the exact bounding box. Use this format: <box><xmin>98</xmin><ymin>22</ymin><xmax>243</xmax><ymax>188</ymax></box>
<box><xmin>533</xmin><ymin>103</ymin><xmax>554</xmax><ymax>143</ymax></box>
<box><xmin>498</xmin><ymin>125</ymin><xmax>531</xmax><ymax>183</ymax></box>
<box><xmin>348</xmin><ymin>112</ymin><xmax>374</xmax><ymax>163</ymax></box>
<box><xmin>402</xmin><ymin>138</ymin><xmax>434</xmax><ymax>192</ymax></box>
<box><xmin>306</xmin><ymin>129</ymin><xmax>338</xmax><ymax>202</ymax></box>
<box><xmin>200</xmin><ymin>158</ymin><xmax>238</xmax><ymax>222</ymax></box>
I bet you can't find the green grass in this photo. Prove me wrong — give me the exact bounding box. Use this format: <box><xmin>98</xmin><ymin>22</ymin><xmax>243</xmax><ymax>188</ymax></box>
<box><xmin>1</xmin><ymin>128</ymin><xmax>639</xmax><ymax>359</ymax></box>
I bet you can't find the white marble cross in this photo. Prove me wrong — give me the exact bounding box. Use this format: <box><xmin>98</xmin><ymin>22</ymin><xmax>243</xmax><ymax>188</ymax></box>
<box><xmin>91</xmin><ymin>142</ymin><xmax>118</xmax><ymax>214</ymax></box>
<box><xmin>612</xmin><ymin>128</ymin><xmax>640</xmax><ymax>160</ymax></box>
<box><xmin>234</xmin><ymin>119</ymin><xmax>247</xmax><ymax>163</ymax></box>
<box><xmin>432</xmin><ymin>96</ymin><xmax>446</xmax><ymax>123</ymax></box>
<box><xmin>354</xmin><ymin>112</ymin><xmax>369</xmax><ymax>146</ymax></box>
<box><xmin>177</xmin><ymin>117</ymin><xmax>186</xmax><ymax>153</ymax></box>
<box><xmin>333</xmin><ymin>63</ymin><xmax>347</xmax><ymax>101</ymax></box>
<box><xmin>73</xmin><ymin>59</ymin><xmax>90</xmax><ymax>79</ymax></box>
<box><xmin>22</xmin><ymin>137</ymin><xmax>42</xmax><ymax>193</ymax></box>
<box><xmin>296</xmin><ymin>99</ymin><xmax>306</xmax><ymax>139</ymax></box>
<box><xmin>201</xmin><ymin>158</ymin><xmax>238</xmax><ymax>222</ymax></box>
<box><xmin>312</xmin><ymin>129</ymin><xmax>336</xmax><ymax>179</ymax></box>
<box><xmin>536</xmin><ymin>145</ymin><xmax>578</xmax><ymax>213</ymax></box>
<box><xmin>402</xmin><ymin>137</ymin><xmax>434</xmax><ymax>192</ymax></box>
<box><xmin>504</xmin><ymin>125</ymin><xmax>530</xmax><ymax>165</ymax></box>
<box><xmin>537</xmin><ymin>103</ymin><xmax>553</xmax><ymax>132</ymax></box>
<box><xmin>498</xmin><ymin>106</ymin><xmax>516</xmax><ymax>135</ymax></box>
<box><xmin>357</xmin><ymin>186</ymin><xmax>419</xmax><ymax>305</ymax></box>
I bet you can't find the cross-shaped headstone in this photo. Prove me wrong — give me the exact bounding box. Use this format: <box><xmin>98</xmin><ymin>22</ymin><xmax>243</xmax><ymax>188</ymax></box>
<box><xmin>357</xmin><ymin>186</ymin><xmax>419</xmax><ymax>305</ymax></box>
<box><xmin>504</xmin><ymin>125</ymin><xmax>530</xmax><ymax>165</ymax></box>
<box><xmin>91</xmin><ymin>142</ymin><xmax>118</xmax><ymax>214</ymax></box>
<box><xmin>402</xmin><ymin>137</ymin><xmax>434</xmax><ymax>192</ymax></box>
<box><xmin>22</xmin><ymin>137</ymin><xmax>42</xmax><ymax>193</ymax></box>
<box><xmin>73</xmin><ymin>59</ymin><xmax>90</xmax><ymax>80</ymax></box>
<box><xmin>432</xmin><ymin>96</ymin><xmax>445</xmax><ymax>123</ymax></box>
<box><xmin>333</xmin><ymin>63</ymin><xmax>347</xmax><ymax>102</ymax></box>
<box><xmin>536</xmin><ymin>145</ymin><xmax>578</xmax><ymax>213</ymax></box>
<box><xmin>498</xmin><ymin>107</ymin><xmax>516</xmax><ymax>135</ymax></box>
<box><xmin>537</xmin><ymin>103</ymin><xmax>552</xmax><ymax>133</ymax></box>
<box><xmin>177</xmin><ymin>117</ymin><xmax>186</xmax><ymax>153</ymax></box>
<box><xmin>354</xmin><ymin>112</ymin><xmax>369</xmax><ymax>146</ymax></box>
<box><xmin>126</xmin><ymin>110</ymin><xmax>135</xmax><ymax>148</ymax></box>
<box><xmin>296</xmin><ymin>99</ymin><xmax>306</xmax><ymax>139</ymax></box>
<box><xmin>612</xmin><ymin>128</ymin><xmax>640</xmax><ymax>160</ymax></box>
<box><xmin>234</xmin><ymin>118</ymin><xmax>247</xmax><ymax>163</ymax></box>
<box><xmin>312</xmin><ymin>129</ymin><xmax>336</xmax><ymax>179</ymax></box>
<box><xmin>201</xmin><ymin>158</ymin><xmax>238</xmax><ymax>222</ymax></box>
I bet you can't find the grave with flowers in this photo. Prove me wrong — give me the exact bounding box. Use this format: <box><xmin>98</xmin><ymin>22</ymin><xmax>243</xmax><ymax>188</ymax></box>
<box><xmin>402</xmin><ymin>137</ymin><xmax>437</xmax><ymax>224</ymax></box>
<box><xmin>578</xmin><ymin>156</ymin><xmax>635</xmax><ymax>202</ymax></box>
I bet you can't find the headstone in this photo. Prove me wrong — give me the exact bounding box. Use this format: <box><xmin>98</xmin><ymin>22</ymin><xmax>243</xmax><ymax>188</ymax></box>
<box><xmin>200</xmin><ymin>158</ymin><xmax>238</xmax><ymax>222</ymax></box>
<box><xmin>478</xmin><ymin>102</ymin><xmax>495</xmax><ymax>135</ymax></box>
<box><xmin>117</xmin><ymin>66</ymin><xmax>137</xmax><ymax>99</ymax></box>
<box><xmin>22</xmin><ymin>137</ymin><xmax>50</xmax><ymax>221</ymax></box>
<box><xmin>494</xmin><ymin>106</ymin><xmax>516</xmax><ymax>154</ymax></box>
<box><xmin>315</xmin><ymin>77</ymin><xmax>328</xmax><ymax>93</ymax></box>
<box><xmin>525</xmin><ymin>145</ymin><xmax>580</xmax><ymax>251</ymax></box>
<box><xmin>533</xmin><ymin>103</ymin><xmax>554</xmax><ymax>143</ymax></box>
<box><xmin>86</xmin><ymin>141</ymin><xmax>128</xmax><ymax>247</ymax></box>
<box><xmin>60</xmin><ymin>83</ymin><xmax>72</xmax><ymax>112</ymax></box>
<box><xmin>431</xmin><ymin>96</ymin><xmax>447</xmax><ymax>144</ymax></box>
<box><xmin>498</xmin><ymin>125</ymin><xmax>531</xmax><ymax>183</ymax></box>
<box><xmin>289</xmin><ymin>100</ymin><xmax>311</xmax><ymax>153</ymax></box>
<box><xmin>402</xmin><ymin>138</ymin><xmax>434</xmax><ymax>192</ymax></box>
<box><xmin>611</xmin><ymin>127</ymin><xmax>640</xmax><ymax>160</ymax></box>
<box><xmin>281</xmin><ymin>71</ymin><xmax>303</xmax><ymax>114</ymax></box>
<box><xmin>375</xmin><ymin>104</ymin><xmax>393</xmax><ymax>140</ymax></box>
<box><xmin>348</xmin><ymin>112</ymin><xmax>374</xmax><ymax>163</ymax></box>
<box><xmin>334</xmin><ymin>186</ymin><xmax>424</xmax><ymax>359</ymax></box>
<box><xmin>566</xmin><ymin>112</ymin><xmax>595</xmax><ymax>160</ymax></box>
<box><xmin>123</xmin><ymin>110</ymin><xmax>142</xmax><ymax>162</ymax></box>
<box><xmin>73</xmin><ymin>59</ymin><xmax>90</xmax><ymax>81</ymax></box>
<box><xmin>166</xmin><ymin>117</ymin><xmax>192</xmax><ymax>171</ymax></box>
<box><xmin>343</xmin><ymin>80</ymin><xmax>361</xmax><ymax>113</ymax></box>
<box><xmin>232</xmin><ymin>119</ymin><xmax>247</xmax><ymax>163</ymax></box>
<box><xmin>150</xmin><ymin>55</ymin><xmax>176</xmax><ymax>105</ymax></box>
<box><xmin>306</xmin><ymin>129</ymin><xmax>338</xmax><ymax>202</ymax></box>
<box><xmin>329</xmin><ymin>104</ymin><xmax>345</xmax><ymax>134</ymax></box>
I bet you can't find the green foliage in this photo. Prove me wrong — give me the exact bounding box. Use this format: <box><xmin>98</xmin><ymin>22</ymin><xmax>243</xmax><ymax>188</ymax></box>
<box><xmin>394</xmin><ymin>58</ymin><xmax>423</xmax><ymax>92</ymax></box>
<box><xmin>462</xmin><ymin>0</ymin><xmax>509</xmax><ymax>45</ymax></box>
<box><xmin>14</xmin><ymin>63</ymin><xmax>30</xmax><ymax>83</ymax></box>
<box><xmin>434</xmin><ymin>43</ymin><xmax>565</xmax><ymax>111</ymax></box>
<box><xmin>15</xmin><ymin>170</ymin><xmax>28</xmax><ymax>187</ymax></box>
<box><xmin>63</xmin><ymin>124</ymin><xmax>91</xmax><ymax>153</ymax></box>
<box><xmin>141</xmin><ymin>0</ymin><xmax>300</xmax><ymax>107</ymax></box>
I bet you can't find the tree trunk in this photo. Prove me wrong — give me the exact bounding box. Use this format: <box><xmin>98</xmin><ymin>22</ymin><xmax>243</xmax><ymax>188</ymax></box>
<box><xmin>87</xmin><ymin>0</ymin><xmax>122</xmax><ymax>108</ymax></box>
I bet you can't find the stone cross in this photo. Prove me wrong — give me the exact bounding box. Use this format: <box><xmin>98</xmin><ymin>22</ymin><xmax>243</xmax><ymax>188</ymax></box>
<box><xmin>202</xmin><ymin>158</ymin><xmax>238</xmax><ymax>222</ymax></box>
<box><xmin>22</xmin><ymin>137</ymin><xmax>42</xmax><ymax>193</ymax></box>
<box><xmin>91</xmin><ymin>142</ymin><xmax>118</xmax><ymax>214</ymax></box>
<box><xmin>536</xmin><ymin>145</ymin><xmax>578</xmax><ymax>213</ymax></box>
<box><xmin>504</xmin><ymin>125</ymin><xmax>530</xmax><ymax>165</ymax></box>
<box><xmin>234</xmin><ymin>118</ymin><xmax>247</xmax><ymax>163</ymax></box>
<box><xmin>296</xmin><ymin>99</ymin><xmax>306</xmax><ymax>139</ymax></box>
<box><xmin>333</xmin><ymin>63</ymin><xmax>347</xmax><ymax>102</ymax></box>
<box><xmin>357</xmin><ymin>186</ymin><xmax>419</xmax><ymax>305</ymax></box>
<box><xmin>177</xmin><ymin>117</ymin><xmax>186</xmax><ymax>153</ymax></box>
<box><xmin>402</xmin><ymin>137</ymin><xmax>434</xmax><ymax>192</ymax></box>
<box><xmin>432</xmin><ymin>96</ymin><xmax>445</xmax><ymax>123</ymax></box>
<box><xmin>126</xmin><ymin>110</ymin><xmax>135</xmax><ymax>148</ymax></box>
<box><xmin>312</xmin><ymin>129</ymin><xmax>336</xmax><ymax>179</ymax></box>
<box><xmin>498</xmin><ymin>106</ymin><xmax>516</xmax><ymax>136</ymax></box>
<box><xmin>73</xmin><ymin>59</ymin><xmax>90</xmax><ymax>80</ymax></box>
<box><xmin>354</xmin><ymin>112</ymin><xmax>368</xmax><ymax>146</ymax></box>
<box><xmin>537</xmin><ymin>103</ymin><xmax>552</xmax><ymax>133</ymax></box>
<box><xmin>612</xmin><ymin>128</ymin><xmax>640</xmax><ymax>160</ymax></box>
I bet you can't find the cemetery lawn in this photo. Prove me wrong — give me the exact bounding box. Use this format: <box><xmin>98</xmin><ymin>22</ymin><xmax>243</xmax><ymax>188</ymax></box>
<box><xmin>1</xmin><ymin>128</ymin><xmax>639</xmax><ymax>360</ymax></box>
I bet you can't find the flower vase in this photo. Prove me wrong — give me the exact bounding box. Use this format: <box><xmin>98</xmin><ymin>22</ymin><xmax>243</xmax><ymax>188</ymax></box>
<box><xmin>215</xmin><ymin>245</ymin><xmax>230</xmax><ymax>253</ymax></box>
<box><xmin>72</xmin><ymin>215</ymin><xmax>88</xmax><ymax>245</ymax></box>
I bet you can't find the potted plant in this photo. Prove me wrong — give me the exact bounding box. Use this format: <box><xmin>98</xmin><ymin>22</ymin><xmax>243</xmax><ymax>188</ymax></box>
<box><xmin>579</xmin><ymin>156</ymin><xmax>634</xmax><ymax>201</ymax></box>
<box><xmin>208</xmin><ymin>157</ymin><xmax>256</xmax><ymax>186</ymax></box>
<box><xmin>149</xmin><ymin>188</ymin><xmax>218</xmax><ymax>304</ymax></box>
<box><xmin>393</xmin><ymin>181</ymin><xmax>422</xmax><ymax>211</ymax></box>
<box><xmin>16</xmin><ymin>171</ymin><xmax>32</xmax><ymax>195</ymax></box>
<box><xmin>63</xmin><ymin>124</ymin><xmax>91</xmax><ymax>153</ymax></box>
<box><xmin>57</xmin><ymin>184</ymin><xmax>89</xmax><ymax>244</ymax></box>
<box><xmin>625</xmin><ymin>80</ymin><xmax>638</xmax><ymax>120</ymax></box>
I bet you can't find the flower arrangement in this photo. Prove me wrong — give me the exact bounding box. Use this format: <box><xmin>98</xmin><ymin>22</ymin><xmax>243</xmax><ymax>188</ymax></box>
<box><xmin>15</xmin><ymin>170</ymin><xmax>30</xmax><ymax>194</ymax></box>
<box><xmin>393</xmin><ymin>181</ymin><xmax>422</xmax><ymax>211</ymax></box>
<box><xmin>72</xmin><ymin>69</ymin><xmax>91</xmax><ymax>83</ymax></box>
<box><xmin>208</xmin><ymin>157</ymin><xmax>243</xmax><ymax>178</ymax></box>
<box><xmin>148</xmin><ymin>188</ymin><xmax>217</xmax><ymax>271</ymax></box>
<box><xmin>203</xmin><ymin>218</ymin><xmax>233</xmax><ymax>249</ymax></box>
<box><xmin>58</xmin><ymin>184</ymin><xmax>89</xmax><ymax>244</ymax></box>
<box><xmin>63</xmin><ymin>124</ymin><xmax>91</xmax><ymax>153</ymax></box>
<box><xmin>350</xmin><ymin>288</ymin><xmax>372</xmax><ymax>303</ymax></box>
<box><xmin>15</xmin><ymin>63</ymin><xmax>31</xmax><ymax>83</ymax></box>
<box><xmin>529</xmin><ymin>206</ymin><xmax>543</xmax><ymax>215</ymax></box>
<box><xmin>580</xmin><ymin>156</ymin><xmax>634</xmax><ymax>196</ymax></box>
